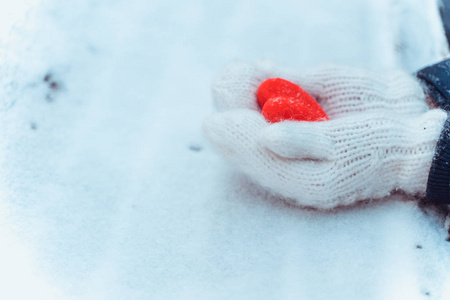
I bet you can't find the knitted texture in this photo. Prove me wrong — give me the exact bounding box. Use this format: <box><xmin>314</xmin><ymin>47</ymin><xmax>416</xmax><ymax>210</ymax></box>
<box><xmin>204</xmin><ymin>62</ymin><xmax>447</xmax><ymax>209</ymax></box>
<box><xmin>213</xmin><ymin>61</ymin><xmax>429</xmax><ymax>117</ymax></box>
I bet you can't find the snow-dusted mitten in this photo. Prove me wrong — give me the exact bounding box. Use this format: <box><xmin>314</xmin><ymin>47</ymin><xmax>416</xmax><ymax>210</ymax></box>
<box><xmin>204</xmin><ymin>61</ymin><xmax>450</xmax><ymax>209</ymax></box>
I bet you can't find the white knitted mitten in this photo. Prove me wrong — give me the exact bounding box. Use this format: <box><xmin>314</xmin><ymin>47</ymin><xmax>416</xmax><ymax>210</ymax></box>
<box><xmin>213</xmin><ymin>61</ymin><xmax>429</xmax><ymax>117</ymax></box>
<box><xmin>204</xmin><ymin>62</ymin><xmax>448</xmax><ymax>209</ymax></box>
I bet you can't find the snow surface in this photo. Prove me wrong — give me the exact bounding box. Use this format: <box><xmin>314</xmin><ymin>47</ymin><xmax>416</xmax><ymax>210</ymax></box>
<box><xmin>0</xmin><ymin>0</ymin><xmax>450</xmax><ymax>299</ymax></box>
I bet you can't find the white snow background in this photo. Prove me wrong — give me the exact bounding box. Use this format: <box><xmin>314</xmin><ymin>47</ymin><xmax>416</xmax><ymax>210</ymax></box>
<box><xmin>0</xmin><ymin>0</ymin><xmax>450</xmax><ymax>299</ymax></box>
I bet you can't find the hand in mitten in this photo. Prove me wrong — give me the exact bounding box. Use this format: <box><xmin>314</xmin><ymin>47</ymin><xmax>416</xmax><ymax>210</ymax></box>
<box><xmin>212</xmin><ymin>61</ymin><xmax>430</xmax><ymax>116</ymax></box>
<box><xmin>203</xmin><ymin>62</ymin><xmax>448</xmax><ymax>209</ymax></box>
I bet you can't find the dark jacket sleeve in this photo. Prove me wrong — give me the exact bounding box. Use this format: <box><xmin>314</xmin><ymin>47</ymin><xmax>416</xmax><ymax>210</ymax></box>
<box><xmin>417</xmin><ymin>59</ymin><xmax>450</xmax><ymax>204</ymax></box>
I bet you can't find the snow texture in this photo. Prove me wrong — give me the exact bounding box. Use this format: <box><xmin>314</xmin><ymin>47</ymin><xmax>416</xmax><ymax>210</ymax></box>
<box><xmin>0</xmin><ymin>0</ymin><xmax>449</xmax><ymax>299</ymax></box>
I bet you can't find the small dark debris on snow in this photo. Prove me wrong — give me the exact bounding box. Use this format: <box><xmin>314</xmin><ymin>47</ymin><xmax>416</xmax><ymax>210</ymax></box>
<box><xmin>43</xmin><ymin>71</ymin><xmax>63</xmax><ymax>102</ymax></box>
<box><xmin>189</xmin><ymin>145</ymin><xmax>202</xmax><ymax>152</ymax></box>
<box><xmin>43</xmin><ymin>73</ymin><xmax>51</xmax><ymax>82</ymax></box>
<box><xmin>30</xmin><ymin>122</ymin><xmax>37</xmax><ymax>130</ymax></box>
<box><xmin>424</xmin><ymin>291</ymin><xmax>431</xmax><ymax>297</ymax></box>
<box><xmin>50</xmin><ymin>81</ymin><xmax>60</xmax><ymax>90</ymax></box>
<box><xmin>416</xmin><ymin>244</ymin><xmax>422</xmax><ymax>249</ymax></box>
<box><xmin>43</xmin><ymin>73</ymin><xmax>61</xmax><ymax>89</ymax></box>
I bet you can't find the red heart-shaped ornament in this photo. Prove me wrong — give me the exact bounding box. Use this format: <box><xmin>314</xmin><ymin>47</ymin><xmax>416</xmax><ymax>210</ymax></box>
<box><xmin>257</xmin><ymin>78</ymin><xmax>329</xmax><ymax>123</ymax></box>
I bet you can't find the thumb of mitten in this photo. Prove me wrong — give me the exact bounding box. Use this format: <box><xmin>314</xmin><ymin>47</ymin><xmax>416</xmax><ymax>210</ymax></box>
<box><xmin>258</xmin><ymin>121</ymin><xmax>335</xmax><ymax>160</ymax></box>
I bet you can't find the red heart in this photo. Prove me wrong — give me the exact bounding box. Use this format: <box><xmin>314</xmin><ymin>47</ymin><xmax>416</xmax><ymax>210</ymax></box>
<box><xmin>257</xmin><ymin>78</ymin><xmax>329</xmax><ymax>123</ymax></box>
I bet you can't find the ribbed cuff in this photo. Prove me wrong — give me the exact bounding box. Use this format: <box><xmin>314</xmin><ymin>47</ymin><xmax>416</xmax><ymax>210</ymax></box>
<box><xmin>426</xmin><ymin>117</ymin><xmax>450</xmax><ymax>204</ymax></box>
<box><xmin>417</xmin><ymin>60</ymin><xmax>450</xmax><ymax>204</ymax></box>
